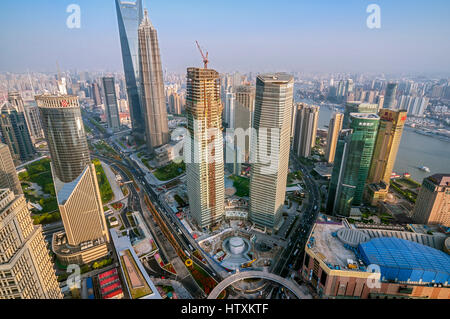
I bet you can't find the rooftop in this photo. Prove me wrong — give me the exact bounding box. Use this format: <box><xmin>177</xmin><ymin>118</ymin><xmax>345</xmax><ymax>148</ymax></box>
<box><xmin>257</xmin><ymin>73</ymin><xmax>293</xmax><ymax>84</ymax></box>
<box><xmin>349</xmin><ymin>112</ymin><xmax>380</xmax><ymax>120</ymax></box>
<box><xmin>428</xmin><ymin>174</ymin><xmax>450</xmax><ymax>187</ymax></box>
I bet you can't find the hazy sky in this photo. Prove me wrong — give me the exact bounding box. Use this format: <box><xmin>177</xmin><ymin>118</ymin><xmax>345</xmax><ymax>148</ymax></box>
<box><xmin>1</xmin><ymin>0</ymin><xmax>450</xmax><ymax>74</ymax></box>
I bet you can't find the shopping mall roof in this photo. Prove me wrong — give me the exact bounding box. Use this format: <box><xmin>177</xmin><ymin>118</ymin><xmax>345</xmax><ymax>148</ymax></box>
<box><xmin>358</xmin><ymin>237</ymin><xmax>450</xmax><ymax>284</ymax></box>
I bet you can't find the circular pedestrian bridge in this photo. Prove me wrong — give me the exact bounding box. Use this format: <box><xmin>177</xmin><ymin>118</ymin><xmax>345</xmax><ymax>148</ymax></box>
<box><xmin>207</xmin><ymin>270</ymin><xmax>306</xmax><ymax>299</ymax></box>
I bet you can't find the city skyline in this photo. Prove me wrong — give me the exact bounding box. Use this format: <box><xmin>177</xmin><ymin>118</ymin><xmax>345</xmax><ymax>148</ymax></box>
<box><xmin>1</xmin><ymin>0</ymin><xmax>450</xmax><ymax>74</ymax></box>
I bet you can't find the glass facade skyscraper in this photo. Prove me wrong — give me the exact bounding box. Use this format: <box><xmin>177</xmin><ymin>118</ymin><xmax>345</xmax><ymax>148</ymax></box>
<box><xmin>102</xmin><ymin>77</ymin><xmax>121</xmax><ymax>132</ymax></box>
<box><xmin>115</xmin><ymin>0</ymin><xmax>144</xmax><ymax>135</ymax></box>
<box><xmin>326</xmin><ymin>113</ymin><xmax>380</xmax><ymax>216</ymax></box>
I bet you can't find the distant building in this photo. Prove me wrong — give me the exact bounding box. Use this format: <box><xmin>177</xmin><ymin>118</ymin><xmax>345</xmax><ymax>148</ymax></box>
<box><xmin>0</xmin><ymin>143</ymin><xmax>22</xmax><ymax>195</ymax></box>
<box><xmin>185</xmin><ymin>68</ymin><xmax>225</xmax><ymax>229</ymax></box>
<box><xmin>138</xmin><ymin>10</ymin><xmax>169</xmax><ymax>152</ymax></box>
<box><xmin>168</xmin><ymin>91</ymin><xmax>182</xmax><ymax>115</ymax></box>
<box><xmin>91</xmin><ymin>82</ymin><xmax>102</xmax><ymax>107</ymax></box>
<box><xmin>36</xmin><ymin>94</ymin><xmax>109</xmax><ymax>265</ymax></box>
<box><xmin>224</xmin><ymin>91</ymin><xmax>236</xmax><ymax>128</ymax></box>
<box><xmin>102</xmin><ymin>77</ymin><xmax>121</xmax><ymax>132</ymax></box>
<box><xmin>234</xmin><ymin>84</ymin><xmax>255</xmax><ymax>162</ymax></box>
<box><xmin>7</xmin><ymin>92</ymin><xmax>44</xmax><ymax>142</ymax></box>
<box><xmin>412</xmin><ymin>174</ymin><xmax>450</xmax><ymax>227</ymax></box>
<box><xmin>327</xmin><ymin>114</ymin><xmax>380</xmax><ymax>216</ymax></box>
<box><xmin>0</xmin><ymin>102</ymin><xmax>35</xmax><ymax>164</ymax></box>
<box><xmin>249</xmin><ymin>73</ymin><xmax>294</xmax><ymax>229</ymax></box>
<box><xmin>0</xmin><ymin>189</ymin><xmax>62</xmax><ymax>299</ymax></box>
<box><xmin>292</xmin><ymin>103</ymin><xmax>319</xmax><ymax>158</ymax></box>
<box><xmin>383</xmin><ymin>82</ymin><xmax>398</xmax><ymax>109</ymax></box>
<box><xmin>325</xmin><ymin>113</ymin><xmax>344</xmax><ymax>164</ymax></box>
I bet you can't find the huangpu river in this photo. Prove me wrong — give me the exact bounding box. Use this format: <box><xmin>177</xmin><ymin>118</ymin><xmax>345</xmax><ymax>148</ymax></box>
<box><xmin>297</xmin><ymin>99</ymin><xmax>450</xmax><ymax>183</ymax></box>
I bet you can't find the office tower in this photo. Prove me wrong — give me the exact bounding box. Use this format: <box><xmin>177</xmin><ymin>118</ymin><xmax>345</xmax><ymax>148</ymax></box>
<box><xmin>115</xmin><ymin>0</ymin><xmax>145</xmax><ymax>135</ymax></box>
<box><xmin>0</xmin><ymin>102</ymin><xmax>35</xmax><ymax>164</ymax></box>
<box><xmin>168</xmin><ymin>92</ymin><xmax>182</xmax><ymax>115</ymax></box>
<box><xmin>292</xmin><ymin>103</ymin><xmax>319</xmax><ymax>158</ymax></box>
<box><xmin>368</xmin><ymin>110</ymin><xmax>407</xmax><ymax>185</ymax></box>
<box><xmin>0</xmin><ymin>189</ymin><xmax>62</xmax><ymax>299</ymax></box>
<box><xmin>412</xmin><ymin>174</ymin><xmax>449</xmax><ymax>227</ymax></box>
<box><xmin>0</xmin><ymin>144</ymin><xmax>22</xmax><ymax>195</ymax></box>
<box><xmin>8</xmin><ymin>92</ymin><xmax>44</xmax><ymax>142</ymax></box>
<box><xmin>138</xmin><ymin>10</ymin><xmax>169</xmax><ymax>152</ymax></box>
<box><xmin>91</xmin><ymin>83</ymin><xmax>102</xmax><ymax>106</ymax></box>
<box><xmin>185</xmin><ymin>68</ymin><xmax>225</xmax><ymax>229</ymax></box>
<box><xmin>325</xmin><ymin>113</ymin><xmax>344</xmax><ymax>164</ymax></box>
<box><xmin>36</xmin><ymin>94</ymin><xmax>109</xmax><ymax>265</ymax></box>
<box><xmin>224</xmin><ymin>91</ymin><xmax>236</xmax><ymax>128</ymax></box>
<box><xmin>234</xmin><ymin>84</ymin><xmax>255</xmax><ymax>162</ymax></box>
<box><xmin>249</xmin><ymin>73</ymin><xmax>294</xmax><ymax>229</ymax></box>
<box><xmin>365</xmin><ymin>110</ymin><xmax>407</xmax><ymax>205</ymax></box>
<box><xmin>326</xmin><ymin>113</ymin><xmax>380</xmax><ymax>216</ymax></box>
<box><xmin>383</xmin><ymin>82</ymin><xmax>398</xmax><ymax>109</ymax></box>
<box><xmin>343</xmin><ymin>101</ymin><xmax>378</xmax><ymax>129</ymax></box>
<box><xmin>102</xmin><ymin>77</ymin><xmax>121</xmax><ymax>132</ymax></box>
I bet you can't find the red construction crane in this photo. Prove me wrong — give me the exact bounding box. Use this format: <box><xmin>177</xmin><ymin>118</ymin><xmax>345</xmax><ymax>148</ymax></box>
<box><xmin>195</xmin><ymin>41</ymin><xmax>209</xmax><ymax>69</ymax></box>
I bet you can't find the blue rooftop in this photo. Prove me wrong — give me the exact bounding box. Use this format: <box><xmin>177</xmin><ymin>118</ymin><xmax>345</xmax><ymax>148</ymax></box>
<box><xmin>358</xmin><ymin>237</ymin><xmax>450</xmax><ymax>284</ymax></box>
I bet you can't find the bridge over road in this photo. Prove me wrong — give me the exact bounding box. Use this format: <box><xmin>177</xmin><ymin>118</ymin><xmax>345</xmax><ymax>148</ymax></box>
<box><xmin>207</xmin><ymin>270</ymin><xmax>310</xmax><ymax>299</ymax></box>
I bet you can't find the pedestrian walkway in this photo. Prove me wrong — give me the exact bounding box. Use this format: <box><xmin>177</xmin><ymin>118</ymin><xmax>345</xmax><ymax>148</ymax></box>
<box><xmin>101</xmin><ymin>161</ymin><xmax>126</xmax><ymax>202</ymax></box>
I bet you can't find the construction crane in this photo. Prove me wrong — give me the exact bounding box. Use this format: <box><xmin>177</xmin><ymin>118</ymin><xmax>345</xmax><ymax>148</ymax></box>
<box><xmin>195</xmin><ymin>41</ymin><xmax>209</xmax><ymax>69</ymax></box>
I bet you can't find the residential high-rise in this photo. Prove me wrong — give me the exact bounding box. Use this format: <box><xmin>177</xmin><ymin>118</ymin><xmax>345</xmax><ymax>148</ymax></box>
<box><xmin>326</xmin><ymin>113</ymin><xmax>380</xmax><ymax>216</ymax></box>
<box><xmin>249</xmin><ymin>73</ymin><xmax>294</xmax><ymax>230</ymax></box>
<box><xmin>343</xmin><ymin>101</ymin><xmax>378</xmax><ymax>128</ymax></box>
<box><xmin>412</xmin><ymin>174</ymin><xmax>450</xmax><ymax>227</ymax></box>
<box><xmin>234</xmin><ymin>84</ymin><xmax>255</xmax><ymax>162</ymax></box>
<box><xmin>138</xmin><ymin>10</ymin><xmax>169</xmax><ymax>152</ymax></box>
<box><xmin>383</xmin><ymin>82</ymin><xmax>398</xmax><ymax>109</ymax></box>
<box><xmin>292</xmin><ymin>103</ymin><xmax>319</xmax><ymax>158</ymax></box>
<box><xmin>325</xmin><ymin>113</ymin><xmax>344</xmax><ymax>164</ymax></box>
<box><xmin>0</xmin><ymin>143</ymin><xmax>22</xmax><ymax>195</ymax></box>
<box><xmin>0</xmin><ymin>102</ymin><xmax>35</xmax><ymax>164</ymax></box>
<box><xmin>102</xmin><ymin>77</ymin><xmax>121</xmax><ymax>132</ymax></box>
<box><xmin>367</xmin><ymin>110</ymin><xmax>407</xmax><ymax>184</ymax></box>
<box><xmin>115</xmin><ymin>0</ymin><xmax>145</xmax><ymax>135</ymax></box>
<box><xmin>0</xmin><ymin>189</ymin><xmax>62</xmax><ymax>299</ymax></box>
<box><xmin>185</xmin><ymin>68</ymin><xmax>225</xmax><ymax>229</ymax></box>
<box><xmin>36</xmin><ymin>94</ymin><xmax>109</xmax><ymax>265</ymax></box>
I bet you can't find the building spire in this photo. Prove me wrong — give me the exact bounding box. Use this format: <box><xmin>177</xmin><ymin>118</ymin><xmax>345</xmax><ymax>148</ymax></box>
<box><xmin>143</xmin><ymin>8</ymin><xmax>153</xmax><ymax>27</ymax></box>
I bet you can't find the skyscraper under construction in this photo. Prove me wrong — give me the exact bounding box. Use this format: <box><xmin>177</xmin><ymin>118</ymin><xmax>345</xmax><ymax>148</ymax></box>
<box><xmin>185</xmin><ymin>68</ymin><xmax>225</xmax><ymax>229</ymax></box>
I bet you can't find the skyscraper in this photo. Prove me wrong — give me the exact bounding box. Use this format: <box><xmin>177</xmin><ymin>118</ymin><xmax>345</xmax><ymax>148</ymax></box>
<box><xmin>367</xmin><ymin>110</ymin><xmax>407</xmax><ymax>185</ymax></box>
<box><xmin>325</xmin><ymin>113</ymin><xmax>344</xmax><ymax>164</ymax></box>
<box><xmin>326</xmin><ymin>113</ymin><xmax>380</xmax><ymax>216</ymax></box>
<box><xmin>7</xmin><ymin>92</ymin><xmax>44</xmax><ymax>142</ymax></box>
<box><xmin>0</xmin><ymin>102</ymin><xmax>35</xmax><ymax>164</ymax></box>
<box><xmin>36</xmin><ymin>94</ymin><xmax>109</xmax><ymax>265</ymax></box>
<box><xmin>102</xmin><ymin>77</ymin><xmax>121</xmax><ymax>132</ymax></box>
<box><xmin>115</xmin><ymin>0</ymin><xmax>145</xmax><ymax>135</ymax></box>
<box><xmin>0</xmin><ymin>143</ymin><xmax>22</xmax><ymax>195</ymax></box>
<box><xmin>168</xmin><ymin>92</ymin><xmax>182</xmax><ymax>115</ymax></box>
<box><xmin>234</xmin><ymin>84</ymin><xmax>255</xmax><ymax>162</ymax></box>
<box><xmin>224</xmin><ymin>91</ymin><xmax>236</xmax><ymax>128</ymax></box>
<box><xmin>412</xmin><ymin>174</ymin><xmax>450</xmax><ymax>227</ymax></box>
<box><xmin>292</xmin><ymin>103</ymin><xmax>319</xmax><ymax>158</ymax></box>
<box><xmin>91</xmin><ymin>82</ymin><xmax>102</xmax><ymax>107</ymax></box>
<box><xmin>138</xmin><ymin>10</ymin><xmax>169</xmax><ymax>152</ymax></box>
<box><xmin>0</xmin><ymin>189</ymin><xmax>62</xmax><ymax>299</ymax></box>
<box><xmin>249</xmin><ymin>73</ymin><xmax>294</xmax><ymax>230</ymax></box>
<box><xmin>383</xmin><ymin>82</ymin><xmax>398</xmax><ymax>109</ymax></box>
<box><xmin>185</xmin><ymin>68</ymin><xmax>225</xmax><ymax>229</ymax></box>
<box><xmin>343</xmin><ymin>101</ymin><xmax>378</xmax><ymax>129</ymax></box>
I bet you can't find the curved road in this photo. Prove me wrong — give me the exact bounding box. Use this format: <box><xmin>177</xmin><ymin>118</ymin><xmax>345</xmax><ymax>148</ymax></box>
<box><xmin>207</xmin><ymin>270</ymin><xmax>307</xmax><ymax>299</ymax></box>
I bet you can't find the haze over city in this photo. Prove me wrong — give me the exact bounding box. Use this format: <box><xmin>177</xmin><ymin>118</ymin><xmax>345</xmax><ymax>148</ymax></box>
<box><xmin>1</xmin><ymin>0</ymin><xmax>450</xmax><ymax>74</ymax></box>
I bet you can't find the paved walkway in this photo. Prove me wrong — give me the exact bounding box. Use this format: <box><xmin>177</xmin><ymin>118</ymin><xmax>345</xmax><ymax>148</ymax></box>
<box><xmin>151</xmin><ymin>278</ymin><xmax>193</xmax><ymax>299</ymax></box>
<box><xmin>101</xmin><ymin>161</ymin><xmax>125</xmax><ymax>202</ymax></box>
